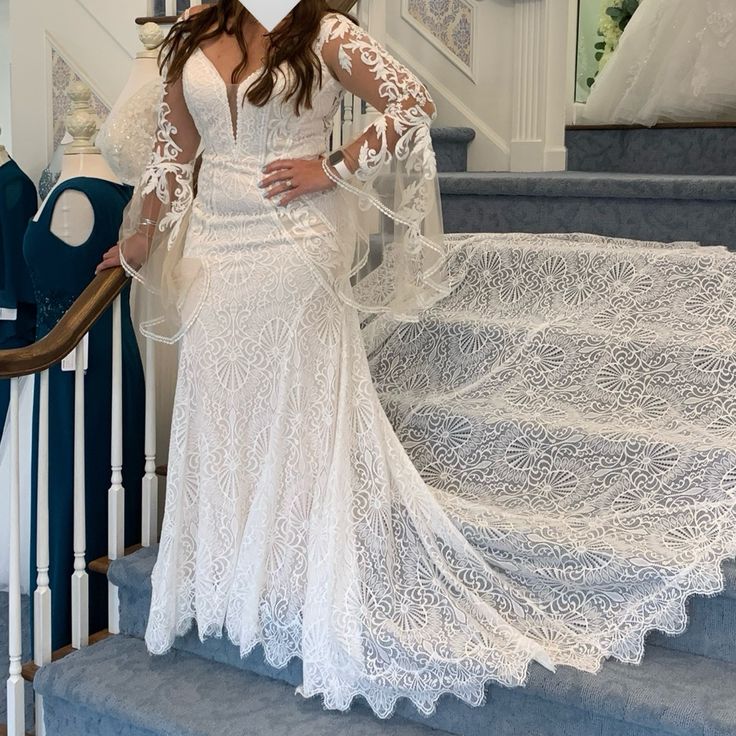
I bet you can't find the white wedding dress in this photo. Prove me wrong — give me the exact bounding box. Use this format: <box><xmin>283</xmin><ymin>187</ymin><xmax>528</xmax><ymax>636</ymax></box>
<box><xmin>583</xmin><ymin>0</ymin><xmax>736</xmax><ymax>125</ymax></box>
<box><xmin>118</xmin><ymin>13</ymin><xmax>736</xmax><ymax>719</ymax></box>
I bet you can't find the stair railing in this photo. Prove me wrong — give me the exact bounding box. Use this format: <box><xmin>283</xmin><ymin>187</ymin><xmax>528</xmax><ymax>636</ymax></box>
<box><xmin>0</xmin><ymin>266</ymin><xmax>147</xmax><ymax>736</ymax></box>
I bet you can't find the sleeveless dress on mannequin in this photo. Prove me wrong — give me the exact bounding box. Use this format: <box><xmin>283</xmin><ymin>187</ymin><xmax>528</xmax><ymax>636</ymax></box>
<box><xmin>583</xmin><ymin>0</ymin><xmax>736</xmax><ymax>125</ymax></box>
<box><xmin>118</xmin><ymin>13</ymin><xmax>736</xmax><ymax>718</ymax></box>
<box><xmin>0</xmin><ymin>155</ymin><xmax>38</xmax><ymax>594</ymax></box>
<box><xmin>23</xmin><ymin>177</ymin><xmax>145</xmax><ymax>649</ymax></box>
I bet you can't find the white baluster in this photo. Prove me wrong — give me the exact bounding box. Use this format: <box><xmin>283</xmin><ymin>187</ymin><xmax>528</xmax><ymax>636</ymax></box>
<box><xmin>71</xmin><ymin>342</ymin><xmax>89</xmax><ymax>649</ymax></box>
<box><xmin>165</xmin><ymin>0</ymin><xmax>177</xmax><ymax>15</ymax></box>
<box><xmin>142</xmin><ymin>337</ymin><xmax>158</xmax><ymax>547</ymax></box>
<box><xmin>7</xmin><ymin>378</ymin><xmax>25</xmax><ymax>736</ymax></box>
<box><xmin>108</xmin><ymin>297</ymin><xmax>124</xmax><ymax>634</ymax></box>
<box><xmin>34</xmin><ymin>370</ymin><xmax>51</xmax><ymax>736</ymax></box>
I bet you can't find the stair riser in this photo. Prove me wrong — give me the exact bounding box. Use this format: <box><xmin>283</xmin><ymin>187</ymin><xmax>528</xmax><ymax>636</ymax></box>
<box><xmin>439</xmin><ymin>194</ymin><xmax>736</xmax><ymax>251</ymax></box>
<box><xmin>648</xmin><ymin>596</ymin><xmax>736</xmax><ymax>664</ymax></box>
<box><xmin>117</xmin><ymin>575</ymin><xmax>736</xmax><ymax>707</ymax></box>
<box><xmin>434</xmin><ymin>141</ymin><xmax>470</xmax><ymax>173</ymax></box>
<box><xmin>566</xmin><ymin>129</ymin><xmax>736</xmax><ymax>177</ymax></box>
<box><xmin>115</xmin><ymin>590</ymin><xmax>671</xmax><ymax>736</ymax></box>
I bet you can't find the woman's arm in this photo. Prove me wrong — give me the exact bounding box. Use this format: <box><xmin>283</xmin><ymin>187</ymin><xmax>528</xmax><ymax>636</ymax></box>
<box><xmin>260</xmin><ymin>14</ymin><xmax>436</xmax><ymax>207</ymax></box>
<box><xmin>97</xmin><ymin>75</ymin><xmax>201</xmax><ymax>273</ymax></box>
<box><xmin>320</xmin><ymin>14</ymin><xmax>436</xmax><ymax>179</ymax></box>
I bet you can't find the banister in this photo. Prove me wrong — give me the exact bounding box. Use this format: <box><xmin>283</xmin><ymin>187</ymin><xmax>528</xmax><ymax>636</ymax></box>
<box><xmin>135</xmin><ymin>0</ymin><xmax>359</xmax><ymax>25</ymax></box>
<box><xmin>0</xmin><ymin>268</ymin><xmax>129</xmax><ymax>379</ymax></box>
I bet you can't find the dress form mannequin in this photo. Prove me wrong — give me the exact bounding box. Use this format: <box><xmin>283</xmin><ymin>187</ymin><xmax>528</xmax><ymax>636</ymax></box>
<box><xmin>34</xmin><ymin>81</ymin><xmax>122</xmax><ymax>247</ymax></box>
<box><xmin>110</xmin><ymin>22</ymin><xmax>164</xmax><ymax>113</ymax></box>
<box><xmin>96</xmin><ymin>23</ymin><xmax>165</xmax><ymax>187</ymax></box>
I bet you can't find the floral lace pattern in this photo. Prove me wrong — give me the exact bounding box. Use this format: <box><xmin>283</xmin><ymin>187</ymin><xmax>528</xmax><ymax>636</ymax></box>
<box><xmin>138</xmin><ymin>12</ymin><xmax>736</xmax><ymax>721</ymax></box>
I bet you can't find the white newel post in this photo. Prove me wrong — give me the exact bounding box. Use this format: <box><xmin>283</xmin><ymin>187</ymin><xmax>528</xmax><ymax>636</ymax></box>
<box><xmin>72</xmin><ymin>343</ymin><xmax>89</xmax><ymax>650</ymax></box>
<box><xmin>34</xmin><ymin>369</ymin><xmax>52</xmax><ymax>736</ymax></box>
<box><xmin>510</xmin><ymin>0</ymin><xmax>569</xmax><ymax>171</ymax></box>
<box><xmin>7</xmin><ymin>379</ymin><xmax>25</xmax><ymax>736</ymax></box>
<box><xmin>142</xmin><ymin>337</ymin><xmax>159</xmax><ymax>547</ymax></box>
<box><xmin>108</xmin><ymin>297</ymin><xmax>125</xmax><ymax>634</ymax></box>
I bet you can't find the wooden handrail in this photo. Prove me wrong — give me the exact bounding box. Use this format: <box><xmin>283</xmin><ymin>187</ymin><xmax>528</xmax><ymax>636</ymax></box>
<box><xmin>0</xmin><ymin>268</ymin><xmax>129</xmax><ymax>379</ymax></box>
<box><xmin>135</xmin><ymin>0</ymin><xmax>359</xmax><ymax>25</ymax></box>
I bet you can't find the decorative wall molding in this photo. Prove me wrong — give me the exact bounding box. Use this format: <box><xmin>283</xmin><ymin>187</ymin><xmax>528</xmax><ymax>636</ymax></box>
<box><xmin>510</xmin><ymin>0</ymin><xmax>569</xmax><ymax>171</ymax></box>
<box><xmin>401</xmin><ymin>0</ymin><xmax>477</xmax><ymax>81</ymax></box>
<box><xmin>48</xmin><ymin>38</ymin><xmax>110</xmax><ymax>149</ymax></box>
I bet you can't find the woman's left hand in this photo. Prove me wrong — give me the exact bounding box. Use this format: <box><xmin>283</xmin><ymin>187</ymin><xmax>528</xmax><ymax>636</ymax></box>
<box><xmin>260</xmin><ymin>157</ymin><xmax>336</xmax><ymax>207</ymax></box>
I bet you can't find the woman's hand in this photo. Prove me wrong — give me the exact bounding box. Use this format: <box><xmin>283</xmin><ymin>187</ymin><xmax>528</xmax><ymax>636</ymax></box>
<box><xmin>260</xmin><ymin>157</ymin><xmax>337</xmax><ymax>207</ymax></box>
<box><xmin>96</xmin><ymin>245</ymin><xmax>122</xmax><ymax>274</ymax></box>
<box><xmin>95</xmin><ymin>231</ymin><xmax>149</xmax><ymax>275</ymax></box>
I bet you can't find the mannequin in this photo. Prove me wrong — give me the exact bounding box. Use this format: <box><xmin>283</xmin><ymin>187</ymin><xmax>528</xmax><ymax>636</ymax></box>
<box><xmin>22</xmin><ymin>81</ymin><xmax>144</xmax><ymax>649</ymax></box>
<box><xmin>34</xmin><ymin>81</ymin><xmax>122</xmax><ymax>248</ymax></box>
<box><xmin>0</xmin><ymin>127</ymin><xmax>38</xmax><ymax>595</ymax></box>
<box><xmin>108</xmin><ymin>22</ymin><xmax>164</xmax><ymax>115</ymax></box>
<box><xmin>96</xmin><ymin>23</ymin><xmax>165</xmax><ymax>188</ymax></box>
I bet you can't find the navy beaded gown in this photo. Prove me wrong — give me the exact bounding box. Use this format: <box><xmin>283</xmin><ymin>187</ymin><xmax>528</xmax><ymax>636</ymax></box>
<box><xmin>23</xmin><ymin>177</ymin><xmax>145</xmax><ymax>650</ymax></box>
<box><xmin>0</xmin><ymin>158</ymin><xmax>38</xmax><ymax>426</ymax></box>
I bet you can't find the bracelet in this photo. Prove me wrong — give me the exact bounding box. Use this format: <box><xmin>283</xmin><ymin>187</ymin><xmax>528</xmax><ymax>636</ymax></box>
<box><xmin>322</xmin><ymin>158</ymin><xmax>353</xmax><ymax>186</ymax></box>
<box><xmin>140</xmin><ymin>218</ymin><xmax>158</xmax><ymax>228</ymax></box>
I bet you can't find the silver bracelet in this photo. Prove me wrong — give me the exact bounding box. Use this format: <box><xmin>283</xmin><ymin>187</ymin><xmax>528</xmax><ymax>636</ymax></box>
<box><xmin>140</xmin><ymin>218</ymin><xmax>158</xmax><ymax>228</ymax></box>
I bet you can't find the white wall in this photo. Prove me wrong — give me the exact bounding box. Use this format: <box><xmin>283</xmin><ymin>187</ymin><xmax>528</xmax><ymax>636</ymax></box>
<box><xmin>370</xmin><ymin>0</ymin><xmax>571</xmax><ymax>172</ymax></box>
<box><xmin>7</xmin><ymin>0</ymin><xmax>147</xmax><ymax>182</ymax></box>
<box><xmin>384</xmin><ymin>0</ymin><xmax>515</xmax><ymax>170</ymax></box>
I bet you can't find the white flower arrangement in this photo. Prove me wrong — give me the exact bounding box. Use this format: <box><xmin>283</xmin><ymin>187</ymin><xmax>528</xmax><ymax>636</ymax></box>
<box><xmin>587</xmin><ymin>0</ymin><xmax>641</xmax><ymax>87</ymax></box>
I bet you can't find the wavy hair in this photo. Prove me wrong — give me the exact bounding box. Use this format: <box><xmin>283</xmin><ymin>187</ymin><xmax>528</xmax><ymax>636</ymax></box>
<box><xmin>159</xmin><ymin>0</ymin><xmax>351</xmax><ymax>114</ymax></box>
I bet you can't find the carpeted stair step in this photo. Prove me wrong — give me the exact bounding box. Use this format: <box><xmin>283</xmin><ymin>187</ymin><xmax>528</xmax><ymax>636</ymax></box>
<box><xmin>566</xmin><ymin>124</ymin><xmax>736</xmax><ymax>177</ymax></box>
<box><xmin>103</xmin><ymin>548</ymin><xmax>736</xmax><ymax>736</ymax></box>
<box><xmin>438</xmin><ymin>172</ymin><xmax>736</xmax><ymax>249</ymax></box>
<box><xmin>110</xmin><ymin>546</ymin><xmax>736</xmax><ymax>676</ymax></box>
<box><xmin>33</xmin><ymin>634</ymin><xmax>445</xmax><ymax>736</ymax></box>
<box><xmin>431</xmin><ymin>127</ymin><xmax>475</xmax><ymax>173</ymax></box>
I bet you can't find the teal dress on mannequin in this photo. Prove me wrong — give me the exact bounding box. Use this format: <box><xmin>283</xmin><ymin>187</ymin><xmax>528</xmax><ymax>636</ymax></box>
<box><xmin>0</xmin><ymin>158</ymin><xmax>38</xmax><ymax>427</ymax></box>
<box><xmin>24</xmin><ymin>177</ymin><xmax>145</xmax><ymax>650</ymax></box>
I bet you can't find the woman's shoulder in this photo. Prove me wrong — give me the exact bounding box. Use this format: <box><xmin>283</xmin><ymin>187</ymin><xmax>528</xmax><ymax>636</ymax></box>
<box><xmin>318</xmin><ymin>11</ymin><xmax>358</xmax><ymax>42</ymax></box>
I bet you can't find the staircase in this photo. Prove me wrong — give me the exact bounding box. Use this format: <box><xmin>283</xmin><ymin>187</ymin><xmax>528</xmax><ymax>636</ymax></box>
<box><xmin>15</xmin><ymin>126</ymin><xmax>736</xmax><ymax>735</ymax></box>
<box><xmin>439</xmin><ymin>125</ymin><xmax>736</xmax><ymax>250</ymax></box>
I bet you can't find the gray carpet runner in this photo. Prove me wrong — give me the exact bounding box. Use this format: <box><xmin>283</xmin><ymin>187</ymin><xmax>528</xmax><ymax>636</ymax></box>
<box><xmin>566</xmin><ymin>125</ymin><xmax>736</xmax><ymax>176</ymax></box>
<box><xmin>34</xmin><ymin>543</ymin><xmax>732</xmax><ymax>736</ymax></box>
<box><xmin>439</xmin><ymin>172</ymin><xmax>736</xmax><ymax>249</ymax></box>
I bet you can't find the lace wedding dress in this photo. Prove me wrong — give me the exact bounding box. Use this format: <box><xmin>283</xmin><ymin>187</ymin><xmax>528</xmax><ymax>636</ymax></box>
<box><xmin>583</xmin><ymin>0</ymin><xmax>736</xmax><ymax>125</ymax></box>
<box><xmin>116</xmin><ymin>12</ymin><xmax>736</xmax><ymax>718</ymax></box>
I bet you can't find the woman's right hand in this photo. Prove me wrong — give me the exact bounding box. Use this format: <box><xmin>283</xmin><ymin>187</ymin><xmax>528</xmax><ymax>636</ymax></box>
<box><xmin>96</xmin><ymin>231</ymin><xmax>149</xmax><ymax>275</ymax></box>
<box><xmin>96</xmin><ymin>245</ymin><xmax>122</xmax><ymax>274</ymax></box>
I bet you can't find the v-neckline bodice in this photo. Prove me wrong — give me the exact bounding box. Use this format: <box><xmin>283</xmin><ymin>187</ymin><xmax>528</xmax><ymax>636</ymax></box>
<box><xmin>195</xmin><ymin>46</ymin><xmax>265</xmax><ymax>91</ymax></box>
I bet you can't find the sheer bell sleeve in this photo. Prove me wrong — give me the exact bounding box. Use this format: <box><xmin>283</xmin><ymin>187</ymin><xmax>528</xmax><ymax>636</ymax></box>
<box><xmin>119</xmin><ymin>75</ymin><xmax>204</xmax><ymax>344</ymax></box>
<box><xmin>319</xmin><ymin>14</ymin><xmax>464</xmax><ymax>321</ymax></box>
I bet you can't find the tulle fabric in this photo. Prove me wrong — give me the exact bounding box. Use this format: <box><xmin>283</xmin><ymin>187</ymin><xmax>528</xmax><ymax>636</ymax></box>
<box><xmin>584</xmin><ymin>0</ymin><xmax>736</xmax><ymax>125</ymax></box>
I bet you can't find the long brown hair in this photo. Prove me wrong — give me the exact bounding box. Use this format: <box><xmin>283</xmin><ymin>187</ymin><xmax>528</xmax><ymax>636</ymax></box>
<box><xmin>159</xmin><ymin>0</ymin><xmax>349</xmax><ymax>114</ymax></box>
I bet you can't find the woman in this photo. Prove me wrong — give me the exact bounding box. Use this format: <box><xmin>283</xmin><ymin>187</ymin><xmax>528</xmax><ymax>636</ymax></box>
<box><xmin>583</xmin><ymin>0</ymin><xmax>736</xmax><ymax>125</ymax></box>
<box><xmin>97</xmin><ymin>0</ymin><xmax>736</xmax><ymax>718</ymax></box>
